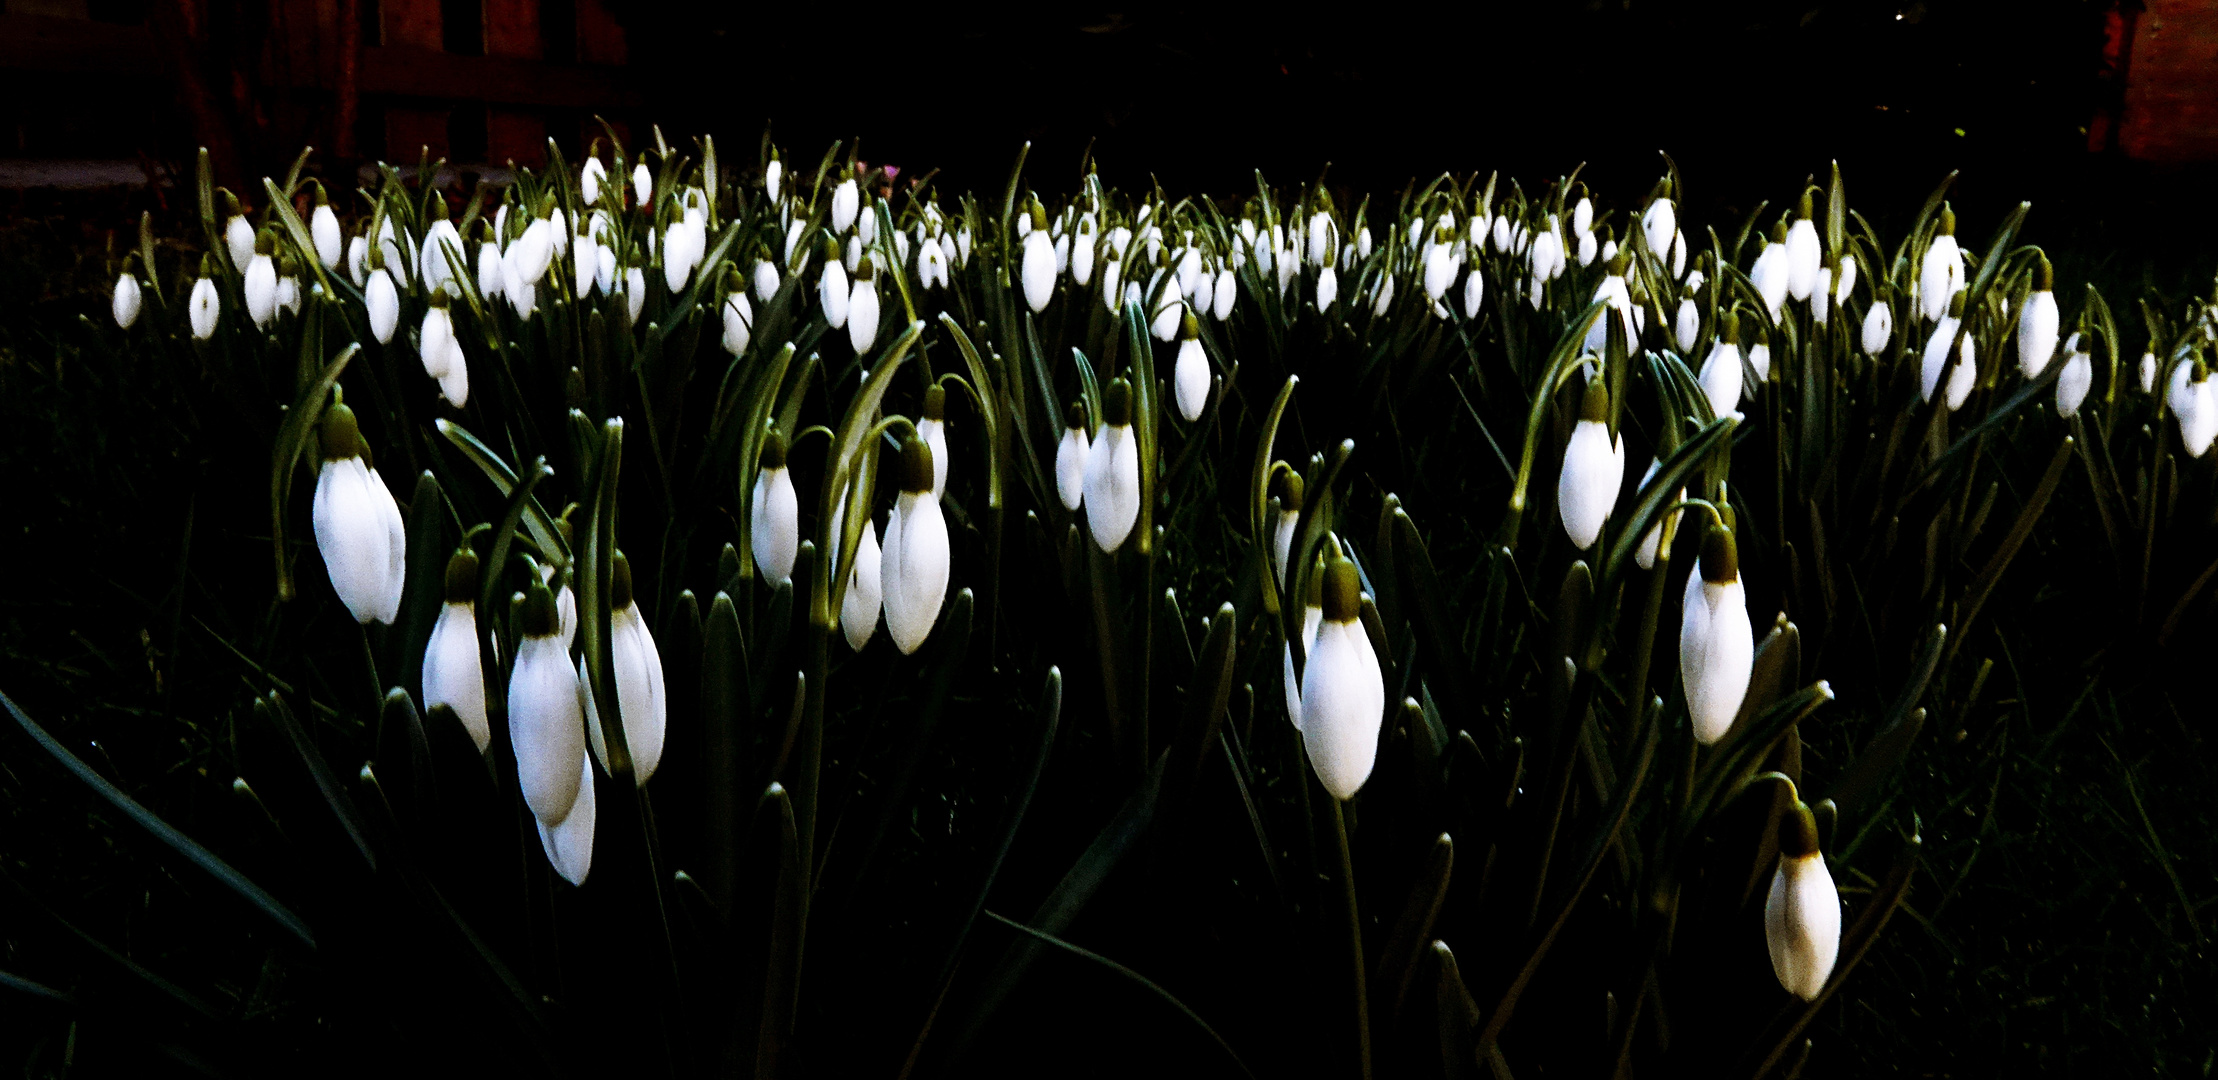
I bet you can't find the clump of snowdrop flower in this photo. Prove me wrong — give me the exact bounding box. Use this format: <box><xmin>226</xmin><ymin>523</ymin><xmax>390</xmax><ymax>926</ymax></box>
<box><xmin>881</xmin><ymin>431</ymin><xmax>951</xmax><ymax>655</ymax></box>
<box><xmin>310</xmin><ymin>399</ymin><xmax>406</xmax><ymax>625</ymax></box>
<box><xmin>1765</xmin><ymin>797</ymin><xmax>1841</xmax><ymax>1001</ymax></box>
<box><xmin>1680</xmin><ymin>519</ymin><xmax>1752</xmax><ymax>745</ymax></box>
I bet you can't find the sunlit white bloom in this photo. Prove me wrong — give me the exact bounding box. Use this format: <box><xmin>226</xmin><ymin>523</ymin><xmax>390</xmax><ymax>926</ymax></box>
<box><xmin>1921</xmin><ymin>313</ymin><xmax>1976</xmax><ymax>409</ymax></box>
<box><xmin>189</xmin><ymin>274</ymin><xmax>219</xmax><ymax>339</ymax></box>
<box><xmin>580</xmin><ymin>555</ymin><xmax>667</xmax><ymax>786</ymax></box>
<box><xmin>1213</xmin><ymin>266</ymin><xmax>1237</xmax><ymax>320</ymax></box>
<box><xmin>830</xmin><ymin>176</ymin><xmax>860</xmax><ymax>233</ymax></box>
<box><xmin>1315</xmin><ymin>265</ymin><xmax>1339</xmax><ymax>310</ymax></box>
<box><xmin>366</xmin><ymin>267</ymin><xmax>399</xmax><ymax>344</ymax></box>
<box><xmin>625</xmin><ymin>266</ymin><xmax>646</xmax><ymax>324</ymax></box>
<box><xmin>112</xmin><ymin>270</ymin><xmax>141</xmax><ymax>329</ymax></box>
<box><xmin>1151</xmin><ymin>280</ymin><xmax>1184</xmax><ymax>341</ymax></box>
<box><xmin>632</xmin><ymin>162</ymin><xmax>652</xmax><ymax>206</ymax></box>
<box><xmin>1022</xmin><ymin>226</ymin><xmax>1056</xmax><ymax>313</ymax></box>
<box><xmin>820</xmin><ymin>246</ymin><xmax>851</xmax><ymax>329</ymax></box>
<box><xmin>475</xmin><ymin>239</ymin><xmax>503</xmax><ymax>299</ymax></box>
<box><xmin>224</xmin><ymin>209</ymin><xmax>254</xmax><ymax>272</ymax></box>
<box><xmin>1674</xmin><ymin>297</ymin><xmax>1700</xmax><ymax>353</ymax></box>
<box><xmin>244</xmin><ymin>242</ymin><xmax>277</xmax><ymax>329</ymax></box>
<box><xmin>420</xmin><ymin>217</ymin><xmax>463</xmax><ymax>295</ymax></box>
<box><xmin>882</xmin><ymin>435</ymin><xmax>950</xmax><ymax>654</ymax></box>
<box><xmin>2019</xmin><ymin>262</ymin><xmax>2059</xmax><ymax>378</ymax></box>
<box><xmin>1072</xmin><ymin>224</ymin><xmax>1097</xmax><ymax>287</ymax></box>
<box><xmin>849</xmin><ymin>266</ymin><xmax>881</xmax><ymax>354</ymax></box>
<box><xmin>535</xmin><ymin>752</ymin><xmax>595</xmax><ymax>886</ymax></box>
<box><xmin>509</xmin><ymin>583</ymin><xmax>585</xmax><ymax>824</ymax></box>
<box><xmin>310</xmin><ymin>402</ymin><xmax>406</xmax><ymax>625</ymax></box>
<box><xmin>1174</xmin><ymin>317</ymin><xmax>1209</xmax><ymax>422</ymax></box>
<box><xmin>1918</xmin><ymin>211</ymin><xmax>1964</xmax><ymax>323</ymax></box>
<box><xmin>723</xmin><ymin>290</ymin><xmax>755</xmax><ymax>356</ymax></box>
<box><xmin>1462</xmin><ymin>266</ymin><xmax>1486</xmax><ymax>319</ymax></box>
<box><xmin>764</xmin><ymin>154</ymin><xmax>783</xmax><ymax>203</ymax></box>
<box><xmin>1577</xmin><ymin>229</ymin><xmax>1599</xmax><ymax>267</ymax></box>
<box><xmin>1785</xmin><ymin>204</ymin><xmax>1821</xmax><ymax>301</ymax></box>
<box><xmin>1584</xmin><ymin>267</ymin><xmax>1633</xmax><ymax>354</ymax></box>
<box><xmin>422</xmin><ymin>550</ymin><xmax>487</xmax><ymax>752</ymax></box>
<box><xmin>1766</xmin><ymin>803</ymin><xmax>1841</xmax><ymax>1001</ymax></box>
<box><xmin>751</xmin><ymin>432</ymin><xmax>799</xmax><ymax>584</ymax></box>
<box><xmin>1307</xmin><ymin>207</ymin><xmax>1336</xmax><ymax>267</ymax></box>
<box><xmin>1301</xmin><ymin>558</ymin><xmax>1386</xmax><ymax>801</ymax></box>
<box><xmin>1681</xmin><ymin>525</ymin><xmax>1752</xmax><ymax>745</ymax></box>
<box><xmin>311</xmin><ymin>199</ymin><xmax>342</xmax><ymax>269</ymax></box>
<box><xmin>1751</xmin><ymin>235</ymin><xmax>1788</xmax><ymax>322</ymax></box>
<box><xmin>1633</xmin><ymin>459</ymin><xmax>1682</xmax><ymax>570</ymax></box>
<box><xmin>420</xmin><ymin>302</ymin><xmax>456</xmax><ymax>380</ymax></box>
<box><xmin>1862</xmin><ymin>300</ymin><xmax>1893</xmax><ymax>354</ymax></box>
<box><xmin>1055</xmin><ymin>405</ymin><xmax>1090</xmax><ymax>511</ymax></box>
<box><xmin>1557</xmin><ymin>379</ymin><xmax>1626</xmax><ymax>551</ymax></box>
<box><xmin>1082</xmin><ymin>381</ymin><xmax>1141</xmax><ymax>553</ymax></box>
<box><xmin>1642</xmin><ymin>193</ymin><xmax>1676</xmax><ymax>260</ymax></box>
<box><xmin>1101</xmin><ymin>257</ymin><xmax>1124</xmax><ymax>314</ymax></box>
<box><xmin>1697</xmin><ymin>315</ymin><xmax>1745</xmax><ymax>420</ymax></box>
<box><xmin>842</xmin><ymin>516</ymin><xmax>883</xmax><ymax>651</ymax></box>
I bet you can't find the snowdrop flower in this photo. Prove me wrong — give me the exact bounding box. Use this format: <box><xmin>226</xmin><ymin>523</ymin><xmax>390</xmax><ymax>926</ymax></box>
<box><xmin>1271</xmin><ymin>470</ymin><xmax>1304</xmax><ymax>588</ymax></box>
<box><xmin>1022</xmin><ymin>209</ymin><xmax>1056</xmax><ymax>313</ymax></box>
<box><xmin>881</xmin><ymin>432</ymin><xmax>951</xmax><ymax>655</ymax></box>
<box><xmin>625</xmin><ymin>266</ymin><xmax>646</xmax><ymax>324</ymax></box>
<box><xmin>2174</xmin><ymin>360</ymin><xmax>2217</xmax><ymax>454</ymax></box>
<box><xmin>1600</xmin><ymin>238</ymin><xmax>1619</xmax><ymax>264</ymax></box>
<box><xmin>764</xmin><ymin>150</ymin><xmax>783</xmax><ymax>204</ymax></box>
<box><xmin>1557</xmin><ymin>377</ymin><xmax>1626</xmax><ymax>551</ymax></box>
<box><xmin>348</xmin><ymin>233</ymin><xmax>370</xmax><ymax>287</ymax></box>
<box><xmin>1356</xmin><ymin>225</ymin><xmax>1374</xmax><ymax>261</ymax></box>
<box><xmin>420</xmin><ymin>204</ymin><xmax>463</xmax><ymax>296</ymax></box>
<box><xmin>1697</xmin><ymin>314</ymin><xmax>1744</xmax><ymax>419</ymax></box>
<box><xmin>1785</xmin><ymin>193</ymin><xmax>1821</xmax><ymax>302</ymax></box>
<box><xmin>753</xmin><ymin>252</ymin><xmax>782</xmax><ymax>303</ymax></box>
<box><xmin>750</xmin><ymin>429</ymin><xmax>799</xmax><ymax>585</ymax></box>
<box><xmin>842</xmin><ymin>235</ymin><xmax>862</xmax><ymax>275</ymax></box>
<box><xmin>580</xmin><ymin>155</ymin><xmax>606</xmax><ymax>206</ymax></box>
<box><xmin>841</xmin><ymin>515</ymin><xmax>883</xmax><ymax>651</ymax></box>
<box><xmin>1919</xmin><ymin>207</ymin><xmax>1964</xmax><ymax>323</ymax></box>
<box><xmin>423</xmin><ymin>549</ymin><xmax>488</xmax><ymax>753</ymax></box>
<box><xmin>1674</xmin><ymin>294</ymin><xmax>1701</xmax><ymax>353</ymax></box>
<box><xmin>1189</xmin><ymin>260</ymin><xmax>1215</xmax><ymax>318</ymax></box>
<box><xmin>818</xmin><ymin>239</ymin><xmax>850</xmax><ymax>329</ymax></box>
<box><xmin>1584</xmin><ymin>254</ymin><xmax>1634</xmax><ymax>353</ymax></box>
<box><xmin>848</xmin><ymin>260</ymin><xmax>881</xmax><ymax>354</ymax></box>
<box><xmin>956</xmin><ymin>226</ymin><xmax>972</xmax><ymax>266</ymax></box>
<box><xmin>632</xmin><ymin>162</ymin><xmax>653</xmax><ymax>206</ymax></box>
<box><xmin>189</xmin><ymin>265</ymin><xmax>220</xmax><ymax>340</ymax></box>
<box><xmin>508</xmin><ymin>580</ymin><xmax>585</xmax><ymax>825</ymax></box>
<box><xmin>1055</xmin><ymin>402</ymin><xmax>1090</xmax><ymax>511</ymax></box>
<box><xmin>1461</xmin><ymin>265</ymin><xmax>1486</xmax><ymax>319</ymax></box>
<box><xmin>276</xmin><ymin>256</ymin><xmax>302</xmax><ymax>318</ymax></box>
<box><xmin>111</xmin><ymin>264</ymin><xmax>142</xmax><ymax>329</ymax></box>
<box><xmin>310</xmin><ymin>400</ymin><xmax>406</xmax><ymax>625</ymax></box>
<box><xmin>1835</xmin><ymin>254</ymin><xmax>1859</xmax><ymax>306</ymax></box>
<box><xmin>1751</xmin><ymin>224</ymin><xmax>1789</xmax><ymax>322</ymax></box>
<box><xmin>1766</xmin><ymin>799</ymin><xmax>1841</xmax><ymax>1001</ymax></box>
<box><xmin>1422</xmin><ymin>227</ymin><xmax>1457</xmax><ymax>302</ymax></box>
<box><xmin>1372</xmin><ymin>272</ymin><xmax>1396</xmax><ymax>317</ymax></box>
<box><xmin>376</xmin><ymin>214</ymin><xmax>407</xmax><ymax>280</ymax></box>
<box><xmin>663</xmin><ymin>219</ymin><xmax>698</xmax><ymax>294</ymax></box>
<box><xmin>310</xmin><ymin>187</ymin><xmax>342</xmax><ymax>270</ymax></box>
<box><xmin>1641</xmin><ymin>182</ymin><xmax>1676</xmax><ymax>260</ymax></box>
<box><xmin>1301</xmin><ymin>557</ymin><xmax>1386</xmax><ymax>801</ymax></box>
<box><xmin>535</xmin><ymin>753</ymin><xmax>595</xmax><ymax>886</ymax></box>
<box><xmin>1573</xmin><ymin>195</ymin><xmax>1594</xmax><ymax>239</ymax></box>
<box><xmin>243</xmin><ymin>230</ymin><xmax>278</xmax><ymax>329</ymax></box>
<box><xmin>1529</xmin><ymin>226</ymin><xmax>1564</xmax><ymax>284</ymax></box>
<box><xmin>1921</xmin><ymin>294</ymin><xmax>1975</xmax><ymax>409</ymax></box>
<box><xmin>475</xmin><ymin>235</ymin><xmax>503</xmax><ymax>299</ymax></box>
<box><xmin>1082</xmin><ymin>380</ymin><xmax>1141</xmax><ymax>553</ymax></box>
<box><xmin>508</xmin><ymin>213</ymin><xmax>554</xmax><ymax>290</ymax></box>
<box><xmin>1212</xmin><ymin>264</ymin><xmax>1237</xmax><ymax>321</ymax></box>
<box><xmin>2018</xmin><ymin>257</ymin><xmax>2060</xmax><ymax>378</ymax></box>
<box><xmin>1680</xmin><ymin>521</ymin><xmax>1753</xmax><ymax>745</ymax></box>
<box><xmin>830</xmin><ymin>174</ymin><xmax>860</xmax><ymax>234</ymax></box>
<box><xmin>721</xmin><ymin>268</ymin><xmax>755</xmax><ymax>357</ymax></box>
<box><xmin>582</xmin><ymin>553</ymin><xmax>667</xmax><ymax>785</ymax></box>
<box><xmin>1072</xmin><ymin>218</ymin><xmax>1097</xmax><ymax>287</ymax></box>
<box><xmin>1748</xmin><ymin>328</ymin><xmax>1772</xmax><ymax>388</ymax></box>
<box><xmin>2056</xmin><ymin>338</ymin><xmax>2093</xmax><ymax>418</ymax></box>
<box><xmin>365</xmin><ymin>252</ymin><xmax>399</xmax><ymax>345</ymax></box>
<box><xmin>1315</xmin><ymin>264</ymin><xmax>1339</xmax><ymax>311</ymax></box>
<box><xmin>1306</xmin><ymin>201</ymin><xmax>1336</xmax><ymax>267</ymax></box>
<box><xmin>419</xmin><ymin>295</ymin><xmax>467</xmax><ymax>405</ymax></box>
<box><xmin>917</xmin><ymin>385</ymin><xmax>950</xmax><ymax>498</ymax></box>
<box><xmin>222</xmin><ymin>191</ymin><xmax>255</xmax><ymax>271</ymax></box>
<box><xmin>1173</xmin><ymin>314</ymin><xmax>1209</xmax><ymax>422</ymax></box>
<box><xmin>1101</xmin><ymin>257</ymin><xmax>1124</xmax><ymax>315</ymax></box>
<box><xmin>1491</xmin><ymin>213</ymin><xmax>1512</xmax><ymax>254</ymax></box>
<box><xmin>2139</xmin><ymin>351</ymin><xmax>2158</xmax><ymax>394</ymax></box>
<box><xmin>1150</xmin><ymin>277</ymin><xmax>1185</xmax><ymax>341</ymax></box>
<box><xmin>1577</xmin><ymin>228</ymin><xmax>1599</xmax><ymax>268</ymax></box>
<box><xmin>1633</xmin><ymin>459</ymin><xmax>1682</xmax><ymax>570</ymax></box>
<box><xmin>1862</xmin><ymin>295</ymin><xmax>1894</xmax><ymax>354</ymax></box>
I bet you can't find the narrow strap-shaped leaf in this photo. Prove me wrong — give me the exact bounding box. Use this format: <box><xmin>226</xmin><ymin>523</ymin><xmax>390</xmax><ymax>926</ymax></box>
<box><xmin>755</xmin><ymin>783</ymin><xmax>805</xmax><ymax>1078</ymax></box>
<box><xmin>258</xmin><ymin>692</ymin><xmax>376</xmax><ymax>871</ymax></box>
<box><xmin>984</xmin><ymin>910</ymin><xmax>1255</xmax><ymax>1080</ymax></box>
<box><xmin>1826</xmin><ymin>623</ymin><xmax>1946</xmax><ymax>810</ymax></box>
<box><xmin>2</xmin><ymin>690</ymin><xmax>315</xmax><ymax>949</ymax></box>
<box><xmin>1375</xmin><ymin>833</ymin><xmax>1454</xmax><ymax>1022</ymax></box>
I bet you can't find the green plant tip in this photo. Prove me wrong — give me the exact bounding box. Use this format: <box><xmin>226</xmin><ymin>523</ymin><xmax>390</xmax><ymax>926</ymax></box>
<box><xmin>1322</xmin><ymin>557</ymin><xmax>1361</xmax><ymax>622</ymax></box>
<box><xmin>1104</xmin><ymin>379</ymin><xmax>1133</xmax><ymax>427</ymax></box>
<box><xmin>898</xmin><ymin>431</ymin><xmax>934</xmax><ymax>494</ymax></box>
<box><xmin>443</xmin><ymin>548</ymin><xmax>479</xmax><ymax>603</ymax></box>
<box><xmin>1701</xmin><ymin>523</ymin><xmax>1739</xmax><ymax>584</ymax></box>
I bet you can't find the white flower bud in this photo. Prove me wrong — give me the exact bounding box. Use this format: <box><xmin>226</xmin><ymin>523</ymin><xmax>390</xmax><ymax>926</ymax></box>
<box><xmin>840</xmin><ymin>514</ymin><xmax>885</xmax><ymax>651</ymax></box>
<box><xmin>1765</xmin><ymin>813</ymin><xmax>1841</xmax><ymax>1001</ymax></box>
<box><xmin>882</xmin><ymin>437</ymin><xmax>950</xmax><ymax>655</ymax></box>
<box><xmin>632</xmin><ymin>162</ymin><xmax>652</xmax><ymax>206</ymax></box>
<box><xmin>510</xmin><ymin>597</ymin><xmax>585</xmax><ymax>824</ymax></box>
<box><xmin>582</xmin><ymin>588</ymin><xmax>667</xmax><ymax>785</ymax></box>
<box><xmin>1174</xmin><ymin>330</ymin><xmax>1208</xmax><ymax>423</ymax></box>
<box><xmin>753</xmin><ymin>258</ymin><xmax>781</xmax><ymax>303</ymax></box>
<box><xmin>534</xmin><ymin>740</ymin><xmax>596</xmax><ymax>886</ymax></box>
<box><xmin>1083</xmin><ymin>385</ymin><xmax>1141</xmax><ymax>553</ymax></box>
<box><xmin>1054</xmin><ymin>417</ymin><xmax>1090</xmax><ymax>512</ymax></box>
<box><xmin>348</xmin><ymin>235</ymin><xmax>370</xmax><ymax>287</ymax></box>
<box><xmin>1862</xmin><ymin>300</ymin><xmax>1893</xmax><ymax>354</ymax></box>
<box><xmin>312</xmin><ymin>203</ymin><xmax>342</xmax><ymax>269</ymax></box>
<box><xmin>1633</xmin><ymin>460</ymin><xmax>1681</xmax><ymax>570</ymax></box>
<box><xmin>1751</xmin><ymin>241</ymin><xmax>1788</xmax><ymax>323</ymax></box>
<box><xmin>580</xmin><ymin>156</ymin><xmax>605</xmax><ymax>207</ymax></box>
<box><xmin>421</xmin><ymin>219</ymin><xmax>462</xmax><ymax>295</ymax></box>
<box><xmin>421</xmin><ymin>305</ymin><xmax>455</xmax><ymax>379</ymax></box>
<box><xmin>1557</xmin><ymin>381</ymin><xmax>1626</xmax><ymax>551</ymax></box>
<box><xmin>310</xmin><ymin>404</ymin><xmax>406</xmax><ymax>626</ymax></box>
<box><xmin>366</xmin><ymin>269</ymin><xmax>399</xmax><ymax>344</ymax></box>
<box><xmin>849</xmin><ymin>273</ymin><xmax>880</xmax><ymax>354</ymax></box>
<box><xmin>625</xmin><ymin>266</ymin><xmax>646</xmax><ymax>324</ymax></box>
<box><xmin>751</xmin><ymin>443</ymin><xmax>799</xmax><ymax>585</ymax></box>
<box><xmin>820</xmin><ymin>255</ymin><xmax>850</xmax><ymax>329</ymax></box>
<box><xmin>189</xmin><ymin>276</ymin><xmax>219</xmax><ymax>339</ymax></box>
<box><xmin>1641</xmin><ymin>198</ymin><xmax>1675</xmax><ymax>262</ymax></box>
<box><xmin>2019</xmin><ymin>289</ymin><xmax>2060</xmax><ymax>378</ymax></box>
<box><xmin>1462</xmin><ymin>267</ymin><xmax>1486</xmax><ymax>319</ymax></box>
<box><xmin>2139</xmin><ymin>351</ymin><xmax>2158</xmax><ymax>394</ymax></box>
<box><xmin>831</xmin><ymin>177</ymin><xmax>860</xmax><ymax>234</ymax></box>
<box><xmin>1919</xmin><ymin>226</ymin><xmax>1963</xmax><ymax>324</ymax></box>
<box><xmin>1674</xmin><ymin>298</ymin><xmax>1700</xmax><ymax>353</ymax></box>
<box><xmin>424</xmin><ymin>599</ymin><xmax>487</xmax><ymax>753</ymax></box>
<box><xmin>244</xmin><ymin>251</ymin><xmax>277</xmax><ymax>329</ymax></box>
<box><xmin>1785</xmin><ymin>217</ymin><xmax>1821</xmax><ymax>302</ymax></box>
<box><xmin>1315</xmin><ymin>265</ymin><xmax>1339</xmax><ymax>310</ymax></box>
<box><xmin>1022</xmin><ymin>229</ymin><xmax>1056</xmax><ymax>313</ymax></box>
<box><xmin>225</xmin><ymin>213</ymin><xmax>254</xmax><ymax>271</ymax></box>
<box><xmin>722</xmin><ymin>291</ymin><xmax>754</xmax><ymax>356</ymax></box>
<box><xmin>1301</xmin><ymin>560</ymin><xmax>1385</xmax><ymax>801</ymax></box>
<box><xmin>112</xmin><ymin>272</ymin><xmax>142</xmax><ymax>329</ymax></box>
<box><xmin>1150</xmin><ymin>281</ymin><xmax>1184</xmax><ymax>341</ymax></box>
<box><xmin>764</xmin><ymin>157</ymin><xmax>783</xmax><ymax>204</ymax></box>
<box><xmin>1680</xmin><ymin>528</ymin><xmax>1752</xmax><ymax>745</ymax></box>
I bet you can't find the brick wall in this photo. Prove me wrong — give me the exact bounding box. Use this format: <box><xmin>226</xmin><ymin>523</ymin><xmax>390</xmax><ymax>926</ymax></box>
<box><xmin>2118</xmin><ymin>0</ymin><xmax>2218</xmax><ymax>161</ymax></box>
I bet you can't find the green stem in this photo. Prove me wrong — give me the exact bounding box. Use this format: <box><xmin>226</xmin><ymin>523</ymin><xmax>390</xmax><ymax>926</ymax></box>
<box><xmin>1329</xmin><ymin>798</ymin><xmax>1372</xmax><ymax>1080</ymax></box>
<box><xmin>357</xmin><ymin>623</ymin><xmax>382</xmax><ymax>717</ymax></box>
<box><xmin>1624</xmin><ymin>551</ymin><xmax>1672</xmax><ymax>732</ymax></box>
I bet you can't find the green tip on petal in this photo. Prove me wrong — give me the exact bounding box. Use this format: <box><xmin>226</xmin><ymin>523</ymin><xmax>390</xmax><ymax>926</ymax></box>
<box><xmin>1721</xmin><ymin>311</ymin><xmax>1742</xmax><ymax>345</ymax></box>
<box><xmin>1104</xmin><ymin>378</ymin><xmax>1133</xmax><ymax>427</ymax></box>
<box><xmin>521</xmin><ymin>580</ymin><xmax>558</xmax><ymax>637</ymax></box>
<box><xmin>1700</xmin><ymin>523</ymin><xmax>1738</xmax><ymax>584</ymax></box>
<box><xmin>1780</xmin><ymin>799</ymin><xmax>1822</xmax><ymax>858</ymax></box>
<box><xmin>760</xmin><ymin>427</ymin><xmax>788</xmax><ymax>469</ymax></box>
<box><xmin>444</xmin><ymin>548</ymin><xmax>480</xmax><ymax>603</ymax></box>
<box><xmin>898</xmin><ymin>431</ymin><xmax>934</xmax><ymax>493</ymax></box>
<box><xmin>612</xmin><ymin>551</ymin><xmax>633</xmax><ymax>609</ymax></box>
<box><xmin>923</xmin><ymin>384</ymin><xmax>947</xmax><ymax>421</ymax></box>
<box><xmin>1579</xmin><ymin>376</ymin><xmax>1609</xmax><ymax>422</ymax></box>
<box><xmin>1938</xmin><ymin>205</ymin><xmax>1956</xmax><ymax>236</ymax></box>
<box><xmin>319</xmin><ymin>401</ymin><xmax>363</xmax><ymax>460</ymax></box>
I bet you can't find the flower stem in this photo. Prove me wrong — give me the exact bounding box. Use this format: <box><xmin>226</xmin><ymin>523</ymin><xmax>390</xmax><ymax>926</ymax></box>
<box><xmin>1329</xmin><ymin>797</ymin><xmax>1372</xmax><ymax>1080</ymax></box>
<box><xmin>357</xmin><ymin>622</ymin><xmax>382</xmax><ymax>716</ymax></box>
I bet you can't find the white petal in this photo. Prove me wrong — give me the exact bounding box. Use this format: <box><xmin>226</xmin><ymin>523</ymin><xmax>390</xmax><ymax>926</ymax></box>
<box><xmin>1556</xmin><ymin>420</ymin><xmax>1622</xmax><ymax>551</ymax></box>
<box><xmin>423</xmin><ymin>602</ymin><xmax>489</xmax><ymax>753</ymax></box>
<box><xmin>509</xmin><ymin>633</ymin><xmax>585</xmax><ymax>822</ymax></box>
<box><xmin>1301</xmin><ymin>620</ymin><xmax>1386</xmax><ymax>801</ymax></box>
<box><xmin>842</xmin><ymin>519</ymin><xmax>884</xmax><ymax>651</ymax></box>
<box><xmin>1174</xmin><ymin>338</ymin><xmax>1209</xmax><ymax>422</ymax></box>
<box><xmin>535</xmin><ymin>752</ymin><xmax>597</xmax><ymax>886</ymax></box>
<box><xmin>1054</xmin><ymin>428</ymin><xmax>1090</xmax><ymax>512</ymax></box>
<box><xmin>312</xmin><ymin>459</ymin><xmax>396</xmax><ymax>624</ymax></box>
<box><xmin>1689</xmin><ymin>578</ymin><xmax>1751</xmax><ymax>743</ymax></box>
<box><xmin>1082</xmin><ymin>425</ymin><xmax>1140</xmax><ymax>553</ymax></box>
<box><xmin>1765</xmin><ymin>854</ymin><xmax>1840</xmax><ymax>1000</ymax></box>
<box><xmin>883</xmin><ymin>492</ymin><xmax>950</xmax><ymax>654</ymax></box>
<box><xmin>751</xmin><ymin>467</ymin><xmax>799</xmax><ymax>584</ymax></box>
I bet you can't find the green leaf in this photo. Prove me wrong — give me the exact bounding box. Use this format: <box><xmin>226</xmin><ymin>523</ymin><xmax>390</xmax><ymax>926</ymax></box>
<box><xmin>269</xmin><ymin>343</ymin><xmax>359</xmax><ymax>601</ymax></box>
<box><xmin>2</xmin><ymin>689</ymin><xmax>315</xmax><ymax>949</ymax></box>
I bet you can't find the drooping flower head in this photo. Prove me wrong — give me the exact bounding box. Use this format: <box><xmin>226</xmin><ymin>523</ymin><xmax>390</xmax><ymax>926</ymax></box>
<box><xmin>1765</xmin><ymin>798</ymin><xmax>1841</xmax><ymax>1001</ymax></box>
